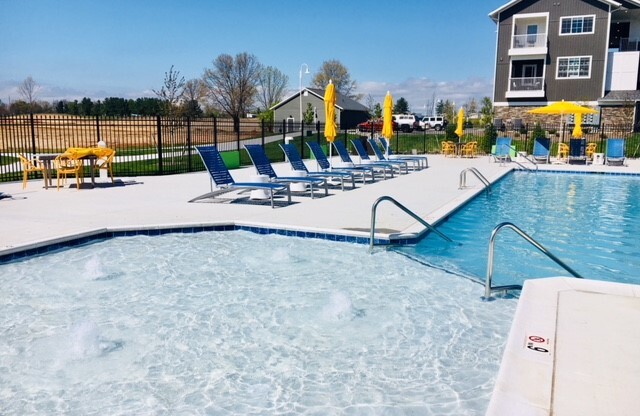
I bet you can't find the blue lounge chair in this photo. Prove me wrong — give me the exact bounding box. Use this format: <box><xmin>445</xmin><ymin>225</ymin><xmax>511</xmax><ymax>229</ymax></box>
<box><xmin>189</xmin><ymin>145</ymin><xmax>291</xmax><ymax>208</ymax></box>
<box><xmin>244</xmin><ymin>144</ymin><xmax>328</xmax><ymax>198</ymax></box>
<box><xmin>279</xmin><ymin>143</ymin><xmax>356</xmax><ymax>190</ymax></box>
<box><xmin>568</xmin><ymin>139</ymin><xmax>586</xmax><ymax>165</ymax></box>
<box><xmin>350</xmin><ymin>139</ymin><xmax>404</xmax><ymax>175</ymax></box>
<box><xmin>306</xmin><ymin>141</ymin><xmax>373</xmax><ymax>184</ymax></box>
<box><xmin>532</xmin><ymin>137</ymin><xmax>551</xmax><ymax>164</ymax></box>
<box><xmin>492</xmin><ymin>137</ymin><xmax>513</xmax><ymax>163</ymax></box>
<box><xmin>606</xmin><ymin>138</ymin><xmax>626</xmax><ymax>166</ymax></box>
<box><xmin>378</xmin><ymin>137</ymin><xmax>428</xmax><ymax>168</ymax></box>
<box><xmin>333</xmin><ymin>140</ymin><xmax>393</xmax><ymax>179</ymax></box>
<box><xmin>366</xmin><ymin>138</ymin><xmax>411</xmax><ymax>173</ymax></box>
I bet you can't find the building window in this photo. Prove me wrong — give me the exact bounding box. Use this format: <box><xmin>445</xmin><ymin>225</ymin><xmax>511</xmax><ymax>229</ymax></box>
<box><xmin>556</xmin><ymin>56</ymin><xmax>591</xmax><ymax>78</ymax></box>
<box><xmin>560</xmin><ymin>15</ymin><xmax>595</xmax><ymax>35</ymax></box>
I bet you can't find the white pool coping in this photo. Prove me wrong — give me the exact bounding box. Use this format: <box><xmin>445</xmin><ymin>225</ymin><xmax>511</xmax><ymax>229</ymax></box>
<box><xmin>487</xmin><ymin>277</ymin><xmax>640</xmax><ymax>416</ymax></box>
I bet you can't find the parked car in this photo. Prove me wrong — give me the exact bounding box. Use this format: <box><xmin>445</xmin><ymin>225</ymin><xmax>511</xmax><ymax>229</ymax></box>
<box><xmin>419</xmin><ymin>116</ymin><xmax>448</xmax><ymax>131</ymax></box>
<box><xmin>357</xmin><ymin>119</ymin><xmax>397</xmax><ymax>133</ymax></box>
<box><xmin>392</xmin><ymin>114</ymin><xmax>416</xmax><ymax>133</ymax></box>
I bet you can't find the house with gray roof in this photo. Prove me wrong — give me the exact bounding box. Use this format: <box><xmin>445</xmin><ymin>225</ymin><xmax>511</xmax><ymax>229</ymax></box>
<box><xmin>490</xmin><ymin>0</ymin><xmax>640</xmax><ymax>126</ymax></box>
<box><xmin>271</xmin><ymin>88</ymin><xmax>369</xmax><ymax>129</ymax></box>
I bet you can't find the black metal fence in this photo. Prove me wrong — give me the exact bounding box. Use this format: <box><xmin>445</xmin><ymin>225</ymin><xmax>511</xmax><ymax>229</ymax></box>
<box><xmin>1</xmin><ymin>114</ymin><xmax>639</xmax><ymax>183</ymax></box>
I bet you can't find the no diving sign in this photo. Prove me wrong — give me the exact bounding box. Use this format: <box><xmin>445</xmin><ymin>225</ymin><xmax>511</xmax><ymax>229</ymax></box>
<box><xmin>525</xmin><ymin>334</ymin><xmax>552</xmax><ymax>356</ymax></box>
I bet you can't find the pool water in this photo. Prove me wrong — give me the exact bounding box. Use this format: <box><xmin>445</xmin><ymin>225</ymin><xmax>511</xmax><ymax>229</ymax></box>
<box><xmin>396</xmin><ymin>171</ymin><xmax>640</xmax><ymax>288</ymax></box>
<box><xmin>0</xmin><ymin>231</ymin><xmax>516</xmax><ymax>415</ymax></box>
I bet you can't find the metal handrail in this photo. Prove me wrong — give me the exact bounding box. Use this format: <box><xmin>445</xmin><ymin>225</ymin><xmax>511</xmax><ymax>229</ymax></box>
<box><xmin>370</xmin><ymin>196</ymin><xmax>453</xmax><ymax>252</ymax></box>
<box><xmin>483</xmin><ymin>222</ymin><xmax>584</xmax><ymax>300</ymax></box>
<box><xmin>459</xmin><ymin>167</ymin><xmax>491</xmax><ymax>194</ymax></box>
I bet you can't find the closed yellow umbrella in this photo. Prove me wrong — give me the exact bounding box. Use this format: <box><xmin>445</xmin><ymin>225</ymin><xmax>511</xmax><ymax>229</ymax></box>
<box><xmin>572</xmin><ymin>113</ymin><xmax>584</xmax><ymax>138</ymax></box>
<box><xmin>323</xmin><ymin>80</ymin><xmax>337</xmax><ymax>169</ymax></box>
<box><xmin>454</xmin><ymin>107</ymin><xmax>465</xmax><ymax>139</ymax></box>
<box><xmin>324</xmin><ymin>80</ymin><xmax>337</xmax><ymax>143</ymax></box>
<box><xmin>381</xmin><ymin>91</ymin><xmax>394</xmax><ymax>140</ymax></box>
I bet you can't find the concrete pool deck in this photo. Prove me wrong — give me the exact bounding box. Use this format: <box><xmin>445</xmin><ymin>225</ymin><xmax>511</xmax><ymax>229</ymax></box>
<box><xmin>1</xmin><ymin>154</ymin><xmax>639</xmax><ymax>254</ymax></box>
<box><xmin>2</xmin><ymin>153</ymin><xmax>640</xmax><ymax>415</ymax></box>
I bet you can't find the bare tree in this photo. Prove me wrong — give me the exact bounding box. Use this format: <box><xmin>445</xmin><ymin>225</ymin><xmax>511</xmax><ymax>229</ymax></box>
<box><xmin>153</xmin><ymin>65</ymin><xmax>185</xmax><ymax>116</ymax></box>
<box><xmin>311</xmin><ymin>60</ymin><xmax>358</xmax><ymax>98</ymax></box>
<box><xmin>256</xmin><ymin>66</ymin><xmax>288</xmax><ymax>111</ymax></box>
<box><xmin>18</xmin><ymin>76</ymin><xmax>40</xmax><ymax>109</ymax></box>
<box><xmin>202</xmin><ymin>52</ymin><xmax>262</xmax><ymax>130</ymax></box>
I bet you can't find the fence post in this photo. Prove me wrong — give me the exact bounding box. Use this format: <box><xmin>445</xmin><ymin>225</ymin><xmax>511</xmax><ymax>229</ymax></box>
<box><xmin>300</xmin><ymin>121</ymin><xmax>305</xmax><ymax>158</ymax></box>
<box><xmin>282</xmin><ymin>120</ymin><xmax>286</xmax><ymax>140</ymax></box>
<box><xmin>261</xmin><ymin>119</ymin><xmax>265</xmax><ymax>147</ymax></box>
<box><xmin>157</xmin><ymin>115</ymin><xmax>163</xmax><ymax>175</ymax></box>
<box><xmin>187</xmin><ymin>117</ymin><xmax>192</xmax><ymax>172</ymax></box>
<box><xmin>316</xmin><ymin>121</ymin><xmax>321</xmax><ymax>143</ymax></box>
<box><xmin>213</xmin><ymin>116</ymin><xmax>218</xmax><ymax>147</ymax></box>
<box><xmin>29</xmin><ymin>113</ymin><xmax>37</xmax><ymax>155</ymax></box>
<box><xmin>96</xmin><ymin>115</ymin><xmax>101</xmax><ymax>143</ymax></box>
<box><xmin>236</xmin><ymin>118</ymin><xmax>240</xmax><ymax>151</ymax></box>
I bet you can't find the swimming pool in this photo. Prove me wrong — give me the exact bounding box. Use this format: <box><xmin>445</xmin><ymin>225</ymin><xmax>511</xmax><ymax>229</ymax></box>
<box><xmin>0</xmin><ymin>231</ymin><xmax>516</xmax><ymax>415</ymax></box>
<box><xmin>396</xmin><ymin>171</ymin><xmax>640</xmax><ymax>288</ymax></box>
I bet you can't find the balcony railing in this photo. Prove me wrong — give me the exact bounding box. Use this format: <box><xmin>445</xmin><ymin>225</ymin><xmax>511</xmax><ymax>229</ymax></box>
<box><xmin>618</xmin><ymin>38</ymin><xmax>640</xmax><ymax>52</ymax></box>
<box><xmin>509</xmin><ymin>77</ymin><xmax>544</xmax><ymax>91</ymax></box>
<box><xmin>512</xmin><ymin>33</ymin><xmax>547</xmax><ymax>49</ymax></box>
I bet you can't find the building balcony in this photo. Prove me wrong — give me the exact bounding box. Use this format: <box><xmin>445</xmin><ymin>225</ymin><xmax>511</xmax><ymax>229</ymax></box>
<box><xmin>505</xmin><ymin>77</ymin><xmax>545</xmax><ymax>98</ymax></box>
<box><xmin>509</xmin><ymin>33</ymin><xmax>548</xmax><ymax>56</ymax></box>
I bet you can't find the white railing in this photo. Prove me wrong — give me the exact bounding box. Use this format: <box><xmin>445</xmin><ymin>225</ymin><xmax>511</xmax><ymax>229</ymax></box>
<box><xmin>509</xmin><ymin>77</ymin><xmax>544</xmax><ymax>91</ymax></box>
<box><xmin>512</xmin><ymin>33</ymin><xmax>547</xmax><ymax>49</ymax></box>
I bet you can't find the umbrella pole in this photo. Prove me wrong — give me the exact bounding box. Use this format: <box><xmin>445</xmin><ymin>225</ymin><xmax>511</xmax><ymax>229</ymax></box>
<box><xmin>329</xmin><ymin>142</ymin><xmax>333</xmax><ymax>171</ymax></box>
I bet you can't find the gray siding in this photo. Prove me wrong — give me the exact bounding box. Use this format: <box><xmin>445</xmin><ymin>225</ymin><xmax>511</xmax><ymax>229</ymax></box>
<box><xmin>494</xmin><ymin>0</ymin><xmax>609</xmax><ymax>102</ymax></box>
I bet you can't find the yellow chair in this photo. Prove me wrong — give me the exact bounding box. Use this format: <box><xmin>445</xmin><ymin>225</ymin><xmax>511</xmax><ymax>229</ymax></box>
<box><xmin>461</xmin><ymin>141</ymin><xmax>477</xmax><ymax>158</ymax></box>
<box><xmin>54</xmin><ymin>154</ymin><xmax>84</xmax><ymax>190</ymax></box>
<box><xmin>586</xmin><ymin>142</ymin><xmax>597</xmax><ymax>160</ymax></box>
<box><xmin>95</xmin><ymin>150</ymin><xmax>116</xmax><ymax>183</ymax></box>
<box><xmin>442</xmin><ymin>141</ymin><xmax>456</xmax><ymax>157</ymax></box>
<box><xmin>557</xmin><ymin>143</ymin><xmax>569</xmax><ymax>161</ymax></box>
<box><xmin>18</xmin><ymin>154</ymin><xmax>46</xmax><ymax>189</ymax></box>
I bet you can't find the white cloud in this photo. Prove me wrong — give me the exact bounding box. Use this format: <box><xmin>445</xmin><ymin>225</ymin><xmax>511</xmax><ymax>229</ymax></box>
<box><xmin>357</xmin><ymin>76</ymin><xmax>493</xmax><ymax>114</ymax></box>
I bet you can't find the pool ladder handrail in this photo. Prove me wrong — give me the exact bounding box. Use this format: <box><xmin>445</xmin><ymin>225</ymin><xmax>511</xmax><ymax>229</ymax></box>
<box><xmin>459</xmin><ymin>167</ymin><xmax>491</xmax><ymax>194</ymax></box>
<box><xmin>483</xmin><ymin>222</ymin><xmax>584</xmax><ymax>300</ymax></box>
<box><xmin>370</xmin><ymin>196</ymin><xmax>453</xmax><ymax>252</ymax></box>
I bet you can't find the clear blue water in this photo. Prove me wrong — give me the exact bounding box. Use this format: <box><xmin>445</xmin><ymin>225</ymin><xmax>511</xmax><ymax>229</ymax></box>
<box><xmin>0</xmin><ymin>231</ymin><xmax>516</xmax><ymax>415</ymax></box>
<box><xmin>396</xmin><ymin>171</ymin><xmax>640</xmax><ymax>288</ymax></box>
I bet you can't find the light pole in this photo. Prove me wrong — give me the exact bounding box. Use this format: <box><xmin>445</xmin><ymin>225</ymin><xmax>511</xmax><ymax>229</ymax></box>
<box><xmin>299</xmin><ymin>63</ymin><xmax>310</xmax><ymax>124</ymax></box>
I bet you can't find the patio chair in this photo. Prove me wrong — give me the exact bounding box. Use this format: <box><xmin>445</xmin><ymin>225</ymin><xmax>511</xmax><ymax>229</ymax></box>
<box><xmin>244</xmin><ymin>144</ymin><xmax>328</xmax><ymax>198</ymax></box>
<box><xmin>54</xmin><ymin>154</ymin><xmax>84</xmax><ymax>191</ymax></box>
<box><xmin>279</xmin><ymin>143</ymin><xmax>355</xmax><ymax>190</ymax></box>
<box><xmin>557</xmin><ymin>142</ymin><xmax>569</xmax><ymax>161</ymax></box>
<box><xmin>568</xmin><ymin>139</ymin><xmax>587</xmax><ymax>165</ymax></box>
<box><xmin>333</xmin><ymin>140</ymin><xmax>393</xmax><ymax>179</ymax></box>
<box><xmin>586</xmin><ymin>142</ymin><xmax>597</xmax><ymax>161</ymax></box>
<box><xmin>189</xmin><ymin>145</ymin><xmax>290</xmax><ymax>208</ymax></box>
<box><xmin>18</xmin><ymin>153</ymin><xmax>45</xmax><ymax>189</ymax></box>
<box><xmin>605</xmin><ymin>138</ymin><xmax>626</xmax><ymax>166</ymax></box>
<box><xmin>306</xmin><ymin>141</ymin><xmax>373</xmax><ymax>184</ymax></box>
<box><xmin>350</xmin><ymin>139</ymin><xmax>404</xmax><ymax>175</ymax></box>
<box><xmin>370</xmin><ymin>137</ymin><xmax>423</xmax><ymax>170</ymax></box>
<box><xmin>492</xmin><ymin>137</ymin><xmax>513</xmax><ymax>163</ymax></box>
<box><xmin>366</xmin><ymin>138</ymin><xmax>410</xmax><ymax>173</ymax></box>
<box><xmin>378</xmin><ymin>137</ymin><xmax>428</xmax><ymax>169</ymax></box>
<box><xmin>460</xmin><ymin>141</ymin><xmax>478</xmax><ymax>158</ymax></box>
<box><xmin>442</xmin><ymin>140</ymin><xmax>456</xmax><ymax>157</ymax></box>
<box><xmin>532</xmin><ymin>137</ymin><xmax>551</xmax><ymax>164</ymax></box>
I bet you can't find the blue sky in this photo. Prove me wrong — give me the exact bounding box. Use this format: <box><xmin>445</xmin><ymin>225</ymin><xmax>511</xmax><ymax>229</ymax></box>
<box><xmin>1</xmin><ymin>0</ymin><xmax>506</xmax><ymax>112</ymax></box>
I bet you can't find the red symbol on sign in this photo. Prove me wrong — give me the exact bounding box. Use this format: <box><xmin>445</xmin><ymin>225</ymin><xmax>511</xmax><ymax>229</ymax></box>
<box><xmin>528</xmin><ymin>335</ymin><xmax>545</xmax><ymax>343</ymax></box>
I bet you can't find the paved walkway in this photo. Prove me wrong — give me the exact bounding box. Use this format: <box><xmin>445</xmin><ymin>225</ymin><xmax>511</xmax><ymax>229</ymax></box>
<box><xmin>1</xmin><ymin>154</ymin><xmax>638</xmax><ymax>255</ymax></box>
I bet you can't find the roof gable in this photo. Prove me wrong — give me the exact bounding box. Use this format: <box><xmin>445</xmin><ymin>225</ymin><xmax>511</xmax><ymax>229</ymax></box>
<box><xmin>488</xmin><ymin>0</ymin><xmax>640</xmax><ymax>22</ymax></box>
<box><xmin>270</xmin><ymin>88</ymin><xmax>368</xmax><ymax>112</ymax></box>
